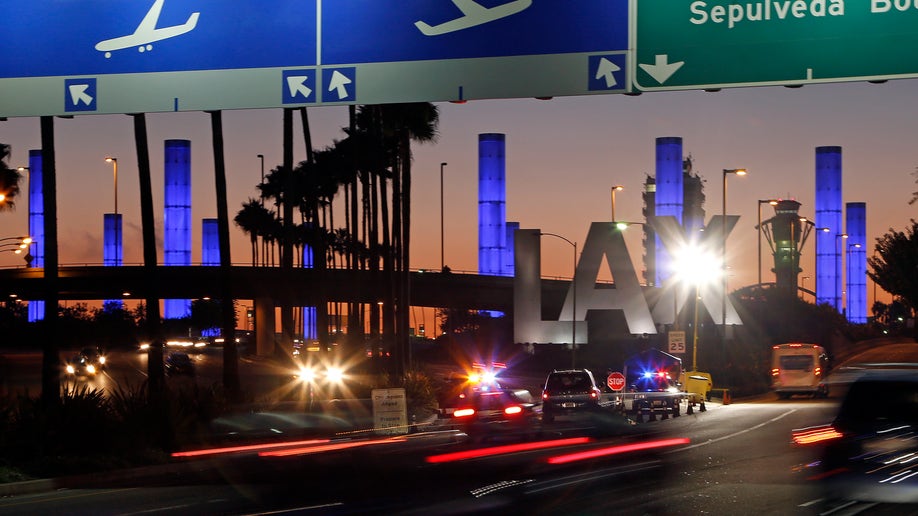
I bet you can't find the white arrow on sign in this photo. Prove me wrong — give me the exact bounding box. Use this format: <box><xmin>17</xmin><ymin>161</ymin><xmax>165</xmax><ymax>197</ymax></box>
<box><xmin>328</xmin><ymin>70</ymin><xmax>352</xmax><ymax>100</ymax></box>
<box><xmin>594</xmin><ymin>57</ymin><xmax>621</xmax><ymax>88</ymax></box>
<box><xmin>639</xmin><ymin>55</ymin><xmax>684</xmax><ymax>85</ymax></box>
<box><xmin>286</xmin><ymin>75</ymin><xmax>312</xmax><ymax>99</ymax></box>
<box><xmin>68</xmin><ymin>84</ymin><xmax>94</xmax><ymax>106</ymax></box>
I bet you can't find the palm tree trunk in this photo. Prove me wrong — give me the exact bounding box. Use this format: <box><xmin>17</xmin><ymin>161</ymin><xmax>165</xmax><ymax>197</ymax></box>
<box><xmin>133</xmin><ymin>113</ymin><xmax>165</xmax><ymax>399</ymax></box>
<box><xmin>399</xmin><ymin>132</ymin><xmax>413</xmax><ymax>372</ymax></box>
<box><xmin>210</xmin><ymin>111</ymin><xmax>241</xmax><ymax>402</ymax></box>
<box><xmin>280</xmin><ymin>108</ymin><xmax>295</xmax><ymax>359</ymax></box>
<box><xmin>39</xmin><ymin>117</ymin><xmax>60</xmax><ymax>405</ymax></box>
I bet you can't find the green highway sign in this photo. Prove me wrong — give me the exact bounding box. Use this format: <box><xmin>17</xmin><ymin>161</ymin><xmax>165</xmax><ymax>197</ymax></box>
<box><xmin>633</xmin><ymin>0</ymin><xmax>918</xmax><ymax>91</ymax></box>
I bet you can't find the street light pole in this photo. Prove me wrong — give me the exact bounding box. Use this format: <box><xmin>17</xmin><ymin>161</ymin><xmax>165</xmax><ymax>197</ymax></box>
<box><xmin>611</xmin><ymin>185</ymin><xmax>624</xmax><ymax>222</ymax></box>
<box><xmin>440</xmin><ymin>162</ymin><xmax>447</xmax><ymax>271</ymax></box>
<box><xmin>835</xmin><ymin>233</ymin><xmax>848</xmax><ymax>313</ymax></box>
<box><xmin>540</xmin><ymin>232</ymin><xmax>577</xmax><ymax>368</ymax></box>
<box><xmin>257</xmin><ymin>154</ymin><xmax>265</xmax><ymax>207</ymax></box>
<box><xmin>845</xmin><ymin>242</ymin><xmax>862</xmax><ymax>317</ymax></box>
<box><xmin>105</xmin><ymin>157</ymin><xmax>118</xmax><ymax>217</ymax></box>
<box><xmin>722</xmin><ymin>169</ymin><xmax>746</xmax><ymax>353</ymax></box>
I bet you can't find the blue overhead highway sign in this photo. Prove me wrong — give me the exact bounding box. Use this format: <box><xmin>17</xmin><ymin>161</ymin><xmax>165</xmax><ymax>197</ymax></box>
<box><xmin>0</xmin><ymin>0</ymin><xmax>629</xmax><ymax>117</ymax></box>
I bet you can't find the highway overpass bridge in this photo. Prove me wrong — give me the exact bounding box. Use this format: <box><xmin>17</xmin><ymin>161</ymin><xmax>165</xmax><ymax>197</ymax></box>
<box><xmin>0</xmin><ymin>265</ymin><xmax>573</xmax><ymax>314</ymax></box>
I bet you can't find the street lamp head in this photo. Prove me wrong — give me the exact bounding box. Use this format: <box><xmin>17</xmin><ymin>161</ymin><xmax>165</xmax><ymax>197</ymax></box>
<box><xmin>612</xmin><ymin>185</ymin><xmax>624</xmax><ymax>192</ymax></box>
<box><xmin>16</xmin><ymin>166</ymin><xmax>28</xmax><ymax>172</ymax></box>
<box><xmin>105</xmin><ymin>156</ymin><xmax>116</xmax><ymax>163</ymax></box>
<box><xmin>441</xmin><ymin>162</ymin><xmax>447</xmax><ymax>167</ymax></box>
<box><xmin>724</xmin><ymin>168</ymin><xmax>748</xmax><ymax>176</ymax></box>
<box><xmin>615</xmin><ymin>221</ymin><xmax>643</xmax><ymax>230</ymax></box>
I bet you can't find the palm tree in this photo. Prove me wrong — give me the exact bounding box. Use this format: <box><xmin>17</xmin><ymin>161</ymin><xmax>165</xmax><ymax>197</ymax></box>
<box><xmin>358</xmin><ymin>104</ymin><xmax>439</xmax><ymax>373</ymax></box>
<box><xmin>235</xmin><ymin>198</ymin><xmax>269</xmax><ymax>266</ymax></box>
<box><xmin>0</xmin><ymin>144</ymin><xmax>23</xmax><ymax>211</ymax></box>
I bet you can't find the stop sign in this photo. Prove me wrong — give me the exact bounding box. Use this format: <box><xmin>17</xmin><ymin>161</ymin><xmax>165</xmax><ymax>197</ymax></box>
<box><xmin>607</xmin><ymin>372</ymin><xmax>626</xmax><ymax>391</ymax></box>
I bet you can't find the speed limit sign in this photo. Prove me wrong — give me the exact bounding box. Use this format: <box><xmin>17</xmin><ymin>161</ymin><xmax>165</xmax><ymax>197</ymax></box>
<box><xmin>668</xmin><ymin>331</ymin><xmax>686</xmax><ymax>354</ymax></box>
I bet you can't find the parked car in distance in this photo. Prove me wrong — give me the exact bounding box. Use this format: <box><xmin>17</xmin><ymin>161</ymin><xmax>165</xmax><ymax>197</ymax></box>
<box><xmin>541</xmin><ymin>369</ymin><xmax>603</xmax><ymax>423</ymax></box>
<box><xmin>165</xmin><ymin>352</ymin><xmax>195</xmax><ymax>376</ymax></box>
<box><xmin>452</xmin><ymin>388</ymin><xmax>538</xmax><ymax>441</ymax></box>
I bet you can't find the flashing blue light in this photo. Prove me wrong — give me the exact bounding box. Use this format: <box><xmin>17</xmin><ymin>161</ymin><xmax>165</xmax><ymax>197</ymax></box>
<box><xmin>643</xmin><ymin>371</ymin><xmax>653</xmax><ymax>379</ymax></box>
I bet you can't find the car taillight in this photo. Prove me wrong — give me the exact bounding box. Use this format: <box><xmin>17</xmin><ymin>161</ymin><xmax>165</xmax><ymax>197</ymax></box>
<box><xmin>504</xmin><ymin>406</ymin><xmax>523</xmax><ymax>416</ymax></box>
<box><xmin>454</xmin><ymin>408</ymin><xmax>475</xmax><ymax>418</ymax></box>
<box><xmin>542</xmin><ymin>391</ymin><xmax>549</xmax><ymax>400</ymax></box>
<box><xmin>792</xmin><ymin>425</ymin><xmax>843</xmax><ymax>445</ymax></box>
<box><xmin>590</xmin><ymin>388</ymin><xmax>600</xmax><ymax>399</ymax></box>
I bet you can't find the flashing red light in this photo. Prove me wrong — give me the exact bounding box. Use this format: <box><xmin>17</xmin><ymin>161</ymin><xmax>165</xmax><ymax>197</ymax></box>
<box><xmin>814</xmin><ymin>367</ymin><xmax>822</xmax><ymax>376</ymax></box>
<box><xmin>454</xmin><ymin>408</ymin><xmax>476</xmax><ymax>418</ymax></box>
<box><xmin>425</xmin><ymin>437</ymin><xmax>592</xmax><ymax>464</ymax></box>
<box><xmin>546</xmin><ymin>437</ymin><xmax>691</xmax><ymax>465</ymax></box>
<box><xmin>771</xmin><ymin>368</ymin><xmax>780</xmax><ymax>377</ymax></box>
<box><xmin>657</xmin><ymin>371</ymin><xmax>665</xmax><ymax>378</ymax></box>
<box><xmin>504</xmin><ymin>405</ymin><xmax>523</xmax><ymax>415</ymax></box>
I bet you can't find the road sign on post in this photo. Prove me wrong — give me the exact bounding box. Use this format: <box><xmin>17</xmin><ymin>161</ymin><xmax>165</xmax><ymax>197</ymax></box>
<box><xmin>668</xmin><ymin>330</ymin><xmax>686</xmax><ymax>355</ymax></box>
<box><xmin>607</xmin><ymin>371</ymin><xmax>626</xmax><ymax>391</ymax></box>
<box><xmin>633</xmin><ymin>0</ymin><xmax>918</xmax><ymax>91</ymax></box>
<box><xmin>0</xmin><ymin>0</ymin><xmax>630</xmax><ymax>117</ymax></box>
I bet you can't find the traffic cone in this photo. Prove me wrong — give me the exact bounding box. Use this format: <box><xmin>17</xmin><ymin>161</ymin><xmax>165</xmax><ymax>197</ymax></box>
<box><xmin>699</xmin><ymin>398</ymin><xmax>707</xmax><ymax>412</ymax></box>
<box><xmin>686</xmin><ymin>402</ymin><xmax>694</xmax><ymax>415</ymax></box>
<box><xmin>723</xmin><ymin>390</ymin><xmax>731</xmax><ymax>405</ymax></box>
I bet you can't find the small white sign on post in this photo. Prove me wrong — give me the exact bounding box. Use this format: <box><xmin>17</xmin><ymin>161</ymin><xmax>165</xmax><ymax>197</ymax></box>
<box><xmin>372</xmin><ymin>388</ymin><xmax>408</xmax><ymax>435</ymax></box>
<box><xmin>668</xmin><ymin>331</ymin><xmax>686</xmax><ymax>355</ymax></box>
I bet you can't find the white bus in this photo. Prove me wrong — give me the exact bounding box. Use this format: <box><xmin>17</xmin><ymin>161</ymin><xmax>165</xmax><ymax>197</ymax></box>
<box><xmin>771</xmin><ymin>343</ymin><xmax>830</xmax><ymax>399</ymax></box>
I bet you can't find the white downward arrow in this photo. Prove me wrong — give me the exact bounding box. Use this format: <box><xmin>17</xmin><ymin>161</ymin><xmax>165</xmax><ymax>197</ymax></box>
<box><xmin>639</xmin><ymin>55</ymin><xmax>685</xmax><ymax>85</ymax></box>
<box><xmin>68</xmin><ymin>84</ymin><xmax>94</xmax><ymax>106</ymax></box>
<box><xmin>595</xmin><ymin>57</ymin><xmax>621</xmax><ymax>88</ymax></box>
<box><xmin>286</xmin><ymin>76</ymin><xmax>312</xmax><ymax>99</ymax></box>
<box><xmin>328</xmin><ymin>71</ymin><xmax>352</xmax><ymax>100</ymax></box>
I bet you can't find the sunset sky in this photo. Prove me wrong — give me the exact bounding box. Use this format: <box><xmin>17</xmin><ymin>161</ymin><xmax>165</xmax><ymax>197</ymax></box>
<box><xmin>2</xmin><ymin>79</ymin><xmax>916</xmax><ymax>312</ymax></box>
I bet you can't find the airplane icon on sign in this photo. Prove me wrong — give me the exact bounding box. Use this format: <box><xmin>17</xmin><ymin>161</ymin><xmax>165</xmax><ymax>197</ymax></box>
<box><xmin>96</xmin><ymin>0</ymin><xmax>200</xmax><ymax>58</ymax></box>
<box><xmin>415</xmin><ymin>0</ymin><xmax>532</xmax><ymax>36</ymax></box>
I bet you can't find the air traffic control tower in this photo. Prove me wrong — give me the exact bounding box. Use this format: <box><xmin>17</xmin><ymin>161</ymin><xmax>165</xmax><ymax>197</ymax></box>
<box><xmin>760</xmin><ymin>199</ymin><xmax>813</xmax><ymax>294</ymax></box>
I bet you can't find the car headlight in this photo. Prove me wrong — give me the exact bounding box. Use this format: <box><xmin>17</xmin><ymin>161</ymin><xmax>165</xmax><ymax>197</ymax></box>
<box><xmin>99</xmin><ymin>356</ymin><xmax>106</xmax><ymax>365</ymax></box>
<box><xmin>86</xmin><ymin>364</ymin><xmax>96</xmax><ymax>374</ymax></box>
<box><xmin>66</xmin><ymin>365</ymin><xmax>75</xmax><ymax>374</ymax></box>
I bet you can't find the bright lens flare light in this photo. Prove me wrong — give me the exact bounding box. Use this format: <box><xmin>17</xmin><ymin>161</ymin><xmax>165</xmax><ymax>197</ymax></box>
<box><xmin>326</xmin><ymin>366</ymin><xmax>345</xmax><ymax>384</ymax></box>
<box><xmin>672</xmin><ymin>244</ymin><xmax>721</xmax><ymax>286</ymax></box>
